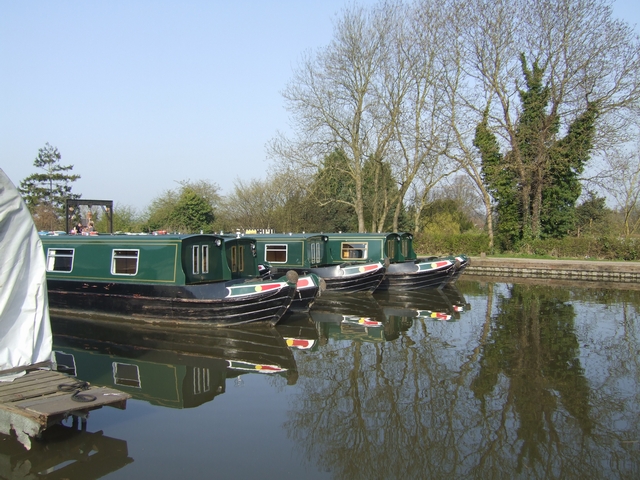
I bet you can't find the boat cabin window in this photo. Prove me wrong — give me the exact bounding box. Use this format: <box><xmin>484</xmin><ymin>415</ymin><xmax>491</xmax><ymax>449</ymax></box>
<box><xmin>192</xmin><ymin>245</ymin><xmax>210</xmax><ymax>275</ymax></box>
<box><xmin>46</xmin><ymin>248</ymin><xmax>74</xmax><ymax>272</ymax></box>
<box><xmin>401</xmin><ymin>238</ymin><xmax>411</xmax><ymax>257</ymax></box>
<box><xmin>192</xmin><ymin>367</ymin><xmax>211</xmax><ymax>394</ymax></box>
<box><xmin>341</xmin><ymin>242</ymin><xmax>367</xmax><ymax>259</ymax></box>
<box><xmin>112</xmin><ymin>249</ymin><xmax>139</xmax><ymax>275</ymax></box>
<box><xmin>113</xmin><ymin>362</ymin><xmax>141</xmax><ymax>388</ymax></box>
<box><xmin>193</xmin><ymin>245</ymin><xmax>199</xmax><ymax>274</ymax></box>
<box><xmin>202</xmin><ymin>245</ymin><xmax>209</xmax><ymax>274</ymax></box>
<box><xmin>265</xmin><ymin>244</ymin><xmax>287</xmax><ymax>263</ymax></box>
<box><xmin>386</xmin><ymin>239</ymin><xmax>395</xmax><ymax>258</ymax></box>
<box><xmin>310</xmin><ymin>241</ymin><xmax>322</xmax><ymax>264</ymax></box>
<box><xmin>230</xmin><ymin>245</ymin><xmax>245</xmax><ymax>272</ymax></box>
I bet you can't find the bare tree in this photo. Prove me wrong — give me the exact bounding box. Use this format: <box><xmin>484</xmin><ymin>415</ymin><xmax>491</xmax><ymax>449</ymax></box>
<box><xmin>602</xmin><ymin>143</ymin><xmax>640</xmax><ymax>236</ymax></box>
<box><xmin>269</xmin><ymin>0</ymin><xmax>639</xmax><ymax>241</ymax></box>
<box><xmin>270</xmin><ymin>4</ymin><xmax>397</xmax><ymax>232</ymax></box>
<box><xmin>223</xmin><ymin>177</ymin><xmax>280</xmax><ymax>232</ymax></box>
<box><xmin>383</xmin><ymin>0</ymin><xmax>460</xmax><ymax>232</ymax></box>
<box><xmin>406</xmin><ymin>152</ymin><xmax>458</xmax><ymax>233</ymax></box>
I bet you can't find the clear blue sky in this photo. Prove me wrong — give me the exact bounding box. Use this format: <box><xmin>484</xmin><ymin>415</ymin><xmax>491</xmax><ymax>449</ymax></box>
<box><xmin>1</xmin><ymin>1</ymin><xmax>638</xmax><ymax>211</ymax></box>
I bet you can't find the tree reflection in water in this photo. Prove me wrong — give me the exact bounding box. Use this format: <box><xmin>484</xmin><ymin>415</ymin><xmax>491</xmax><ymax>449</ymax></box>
<box><xmin>284</xmin><ymin>281</ymin><xmax>640</xmax><ymax>479</ymax></box>
<box><xmin>471</xmin><ymin>284</ymin><xmax>592</xmax><ymax>475</ymax></box>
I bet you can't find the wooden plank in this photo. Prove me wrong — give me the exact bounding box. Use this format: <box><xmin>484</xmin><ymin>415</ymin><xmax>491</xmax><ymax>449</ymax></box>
<box><xmin>0</xmin><ymin>371</ymin><xmax>79</xmax><ymax>403</ymax></box>
<box><xmin>0</xmin><ymin>372</ymin><xmax>56</xmax><ymax>400</ymax></box>
<box><xmin>0</xmin><ymin>377</ymin><xmax>63</xmax><ymax>400</ymax></box>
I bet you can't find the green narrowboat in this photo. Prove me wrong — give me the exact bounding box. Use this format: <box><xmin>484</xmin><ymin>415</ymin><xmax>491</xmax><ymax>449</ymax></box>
<box><xmin>323</xmin><ymin>232</ymin><xmax>459</xmax><ymax>290</ymax></box>
<box><xmin>40</xmin><ymin>233</ymin><xmax>299</xmax><ymax>326</ymax></box>
<box><xmin>253</xmin><ymin>233</ymin><xmax>385</xmax><ymax>294</ymax></box>
<box><xmin>399</xmin><ymin>232</ymin><xmax>470</xmax><ymax>282</ymax></box>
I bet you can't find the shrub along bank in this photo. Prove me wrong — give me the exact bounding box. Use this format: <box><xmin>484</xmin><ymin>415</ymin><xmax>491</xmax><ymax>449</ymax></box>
<box><xmin>414</xmin><ymin>233</ymin><xmax>639</xmax><ymax>261</ymax></box>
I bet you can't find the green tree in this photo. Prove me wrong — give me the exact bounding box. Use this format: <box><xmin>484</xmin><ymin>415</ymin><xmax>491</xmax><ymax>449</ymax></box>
<box><xmin>308</xmin><ymin>150</ymin><xmax>358</xmax><ymax>232</ymax></box>
<box><xmin>420</xmin><ymin>198</ymin><xmax>475</xmax><ymax>235</ymax></box>
<box><xmin>18</xmin><ymin>143</ymin><xmax>81</xmax><ymax>231</ymax></box>
<box><xmin>169</xmin><ymin>188</ymin><xmax>215</xmax><ymax>233</ymax></box>
<box><xmin>574</xmin><ymin>191</ymin><xmax>611</xmax><ymax>236</ymax></box>
<box><xmin>474</xmin><ymin>109</ymin><xmax>520</xmax><ymax>250</ymax></box>
<box><xmin>542</xmin><ymin>101</ymin><xmax>598</xmax><ymax>237</ymax></box>
<box><xmin>458</xmin><ymin>0</ymin><xmax>639</xmax><ymax>250</ymax></box>
<box><xmin>475</xmin><ymin>57</ymin><xmax>598</xmax><ymax>248</ymax></box>
<box><xmin>144</xmin><ymin>180</ymin><xmax>219</xmax><ymax>233</ymax></box>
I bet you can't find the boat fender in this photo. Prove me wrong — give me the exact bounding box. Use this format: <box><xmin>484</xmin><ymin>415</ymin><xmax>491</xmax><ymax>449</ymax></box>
<box><xmin>285</xmin><ymin>270</ymin><xmax>299</xmax><ymax>286</ymax></box>
<box><xmin>383</xmin><ymin>256</ymin><xmax>390</xmax><ymax>268</ymax></box>
<box><xmin>318</xmin><ymin>277</ymin><xmax>327</xmax><ymax>293</ymax></box>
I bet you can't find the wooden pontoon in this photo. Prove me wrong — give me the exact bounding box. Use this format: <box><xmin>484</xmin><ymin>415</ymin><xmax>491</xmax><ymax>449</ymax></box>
<box><xmin>0</xmin><ymin>365</ymin><xmax>130</xmax><ymax>450</ymax></box>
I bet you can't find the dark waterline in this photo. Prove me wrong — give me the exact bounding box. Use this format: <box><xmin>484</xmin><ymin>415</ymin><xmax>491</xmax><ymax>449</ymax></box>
<box><xmin>2</xmin><ymin>279</ymin><xmax>639</xmax><ymax>479</ymax></box>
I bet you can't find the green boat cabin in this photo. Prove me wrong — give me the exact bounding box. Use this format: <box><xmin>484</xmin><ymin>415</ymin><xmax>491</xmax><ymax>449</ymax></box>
<box><xmin>253</xmin><ymin>234</ymin><xmax>329</xmax><ymax>269</ymax></box>
<box><xmin>253</xmin><ymin>232</ymin><xmax>422</xmax><ymax>269</ymax></box>
<box><xmin>41</xmin><ymin>234</ymin><xmax>261</xmax><ymax>285</ymax></box>
<box><xmin>323</xmin><ymin>232</ymin><xmax>418</xmax><ymax>264</ymax></box>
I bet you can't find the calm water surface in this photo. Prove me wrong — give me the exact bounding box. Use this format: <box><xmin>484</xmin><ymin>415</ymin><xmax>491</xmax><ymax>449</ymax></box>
<box><xmin>2</xmin><ymin>278</ymin><xmax>639</xmax><ymax>479</ymax></box>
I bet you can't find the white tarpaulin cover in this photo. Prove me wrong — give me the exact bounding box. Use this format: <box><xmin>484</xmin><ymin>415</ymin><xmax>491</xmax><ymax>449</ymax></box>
<box><xmin>0</xmin><ymin>169</ymin><xmax>52</xmax><ymax>379</ymax></box>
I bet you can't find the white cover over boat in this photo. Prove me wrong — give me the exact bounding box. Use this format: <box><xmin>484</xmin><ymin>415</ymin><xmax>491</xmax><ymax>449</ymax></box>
<box><xmin>0</xmin><ymin>169</ymin><xmax>52</xmax><ymax>380</ymax></box>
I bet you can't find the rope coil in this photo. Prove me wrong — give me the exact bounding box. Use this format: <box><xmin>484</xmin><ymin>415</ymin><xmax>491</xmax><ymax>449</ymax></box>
<box><xmin>57</xmin><ymin>381</ymin><xmax>97</xmax><ymax>402</ymax></box>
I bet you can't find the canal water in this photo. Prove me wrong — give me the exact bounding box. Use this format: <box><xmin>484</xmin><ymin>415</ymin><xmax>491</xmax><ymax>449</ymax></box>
<box><xmin>2</xmin><ymin>277</ymin><xmax>639</xmax><ymax>479</ymax></box>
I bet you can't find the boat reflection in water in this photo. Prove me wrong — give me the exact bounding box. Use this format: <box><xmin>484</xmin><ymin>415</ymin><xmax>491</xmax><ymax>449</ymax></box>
<box><xmin>310</xmin><ymin>293</ymin><xmax>412</xmax><ymax>343</ymax></box>
<box><xmin>441</xmin><ymin>283</ymin><xmax>471</xmax><ymax>314</ymax></box>
<box><xmin>0</xmin><ymin>422</ymin><xmax>132</xmax><ymax>479</ymax></box>
<box><xmin>374</xmin><ymin>284</ymin><xmax>470</xmax><ymax>322</ymax></box>
<box><xmin>50</xmin><ymin>313</ymin><xmax>306</xmax><ymax>410</ymax></box>
<box><xmin>276</xmin><ymin>312</ymin><xmax>320</xmax><ymax>352</ymax></box>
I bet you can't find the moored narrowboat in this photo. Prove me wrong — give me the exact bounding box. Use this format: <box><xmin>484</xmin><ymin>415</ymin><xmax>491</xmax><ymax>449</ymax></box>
<box><xmin>323</xmin><ymin>232</ymin><xmax>458</xmax><ymax>290</ymax></box>
<box><xmin>253</xmin><ymin>233</ymin><xmax>385</xmax><ymax>294</ymax></box>
<box><xmin>400</xmin><ymin>232</ymin><xmax>470</xmax><ymax>283</ymax></box>
<box><xmin>41</xmin><ymin>233</ymin><xmax>299</xmax><ymax>326</ymax></box>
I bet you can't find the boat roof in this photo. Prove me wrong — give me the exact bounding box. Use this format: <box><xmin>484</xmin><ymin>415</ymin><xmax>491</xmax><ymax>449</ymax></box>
<box><xmin>39</xmin><ymin>233</ymin><xmax>229</xmax><ymax>242</ymax></box>
<box><xmin>323</xmin><ymin>232</ymin><xmax>403</xmax><ymax>240</ymax></box>
<box><xmin>250</xmin><ymin>233</ymin><xmax>328</xmax><ymax>240</ymax></box>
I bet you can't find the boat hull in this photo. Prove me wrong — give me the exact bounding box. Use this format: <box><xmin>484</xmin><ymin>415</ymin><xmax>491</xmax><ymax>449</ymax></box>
<box><xmin>46</xmin><ymin>279</ymin><xmax>296</xmax><ymax>327</ymax></box>
<box><xmin>271</xmin><ymin>262</ymin><xmax>385</xmax><ymax>294</ymax></box>
<box><xmin>421</xmin><ymin>254</ymin><xmax>470</xmax><ymax>284</ymax></box>
<box><xmin>307</xmin><ymin>263</ymin><xmax>385</xmax><ymax>294</ymax></box>
<box><xmin>377</xmin><ymin>259</ymin><xmax>455</xmax><ymax>290</ymax></box>
<box><xmin>289</xmin><ymin>274</ymin><xmax>323</xmax><ymax>312</ymax></box>
<box><xmin>451</xmin><ymin>255</ymin><xmax>470</xmax><ymax>282</ymax></box>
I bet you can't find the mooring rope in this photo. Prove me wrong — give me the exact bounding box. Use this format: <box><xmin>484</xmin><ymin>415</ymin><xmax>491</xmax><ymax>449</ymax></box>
<box><xmin>57</xmin><ymin>381</ymin><xmax>97</xmax><ymax>403</ymax></box>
